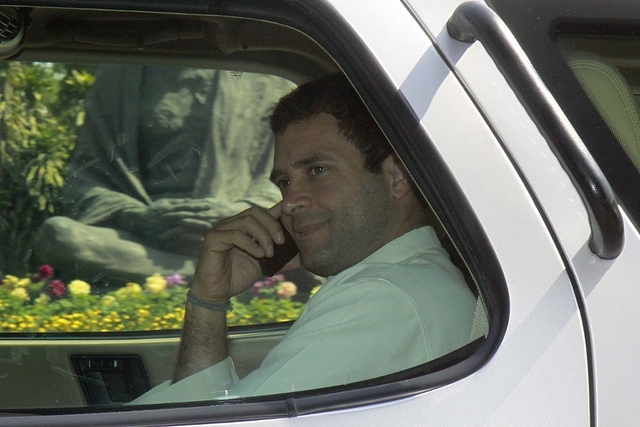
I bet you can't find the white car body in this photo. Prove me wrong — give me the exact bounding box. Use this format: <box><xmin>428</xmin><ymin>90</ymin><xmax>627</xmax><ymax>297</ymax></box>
<box><xmin>2</xmin><ymin>0</ymin><xmax>638</xmax><ymax>426</ymax></box>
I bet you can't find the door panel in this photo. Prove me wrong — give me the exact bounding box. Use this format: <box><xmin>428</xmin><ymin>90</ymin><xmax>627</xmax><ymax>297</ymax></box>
<box><xmin>0</xmin><ymin>329</ymin><xmax>286</xmax><ymax>409</ymax></box>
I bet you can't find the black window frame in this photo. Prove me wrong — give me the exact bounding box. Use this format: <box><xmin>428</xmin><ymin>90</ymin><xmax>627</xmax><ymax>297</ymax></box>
<box><xmin>1</xmin><ymin>0</ymin><xmax>508</xmax><ymax>425</ymax></box>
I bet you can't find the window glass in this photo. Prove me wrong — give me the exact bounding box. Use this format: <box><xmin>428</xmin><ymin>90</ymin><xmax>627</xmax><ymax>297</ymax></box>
<box><xmin>556</xmin><ymin>32</ymin><xmax>640</xmax><ymax>174</ymax></box>
<box><xmin>487</xmin><ymin>1</ymin><xmax>640</xmax><ymax>232</ymax></box>
<box><xmin>0</xmin><ymin>62</ymin><xmax>323</xmax><ymax>334</ymax></box>
<box><xmin>0</xmin><ymin>8</ymin><xmax>491</xmax><ymax>413</ymax></box>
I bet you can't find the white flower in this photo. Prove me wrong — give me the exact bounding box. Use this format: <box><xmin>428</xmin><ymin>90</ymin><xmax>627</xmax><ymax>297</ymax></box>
<box><xmin>276</xmin><ymin>281</ymin><xmax>297</xmax><ymax>298</ymax></box>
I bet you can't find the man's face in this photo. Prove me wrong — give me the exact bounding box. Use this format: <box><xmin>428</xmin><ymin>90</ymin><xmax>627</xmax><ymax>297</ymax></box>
<box><xmin>271</xmin><ymin>112</ymin><xmax>395</xmax><ymax>277</ymax></box>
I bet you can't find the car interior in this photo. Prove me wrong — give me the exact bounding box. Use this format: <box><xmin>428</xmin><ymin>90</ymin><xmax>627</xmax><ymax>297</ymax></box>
<box><xmin>0</xmin><ymin>5</ymin><xmax>488</xmax><ymax>411</ymax></box>
<box><xmin>558</xmin><ymin>39</ymin><xmax>640</xmax><ymax>173</ymax></box>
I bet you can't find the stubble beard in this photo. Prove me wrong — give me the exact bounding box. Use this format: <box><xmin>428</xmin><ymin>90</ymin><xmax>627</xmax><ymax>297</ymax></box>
<box><xmin>300</xmin><ymin>179</ymin><xmax>394</xmax><ymax>278</ymax></box>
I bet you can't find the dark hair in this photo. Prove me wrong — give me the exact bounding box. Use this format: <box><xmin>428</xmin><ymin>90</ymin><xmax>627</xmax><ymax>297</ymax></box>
<box><xmin>270</xmin><ymin>73</ymin><xmax>393</xmax><ymax>173</ymax></box>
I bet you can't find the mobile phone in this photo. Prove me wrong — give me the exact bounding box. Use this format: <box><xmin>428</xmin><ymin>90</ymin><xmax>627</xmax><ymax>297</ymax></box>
<box><xmin>259</xmin><ymin>217</ymin><xmax>299</xmax><ymax>277</ymax></box>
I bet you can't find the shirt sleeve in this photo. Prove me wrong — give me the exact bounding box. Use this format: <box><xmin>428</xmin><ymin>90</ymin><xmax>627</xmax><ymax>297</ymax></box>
<box><xmin>129</xmin><ymin>356</ymin><xmax>239</xmax><ymax>405</ymax></box>
<box><xmin>131</xmin><ymin>270</ymin><xmax>473</xmax><ymax>403</ymax></box>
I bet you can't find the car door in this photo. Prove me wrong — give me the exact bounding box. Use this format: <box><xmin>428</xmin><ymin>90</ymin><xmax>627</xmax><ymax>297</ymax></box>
<box><xmin>0</xmin><ymin>0</ymin><xmax>597</xmax><ymax>426</ymax></box>
<box><xmin>413</xmin><ymin>0</ymin><xmax>640</xmax><ymax>425</ymax></box>
<box><xmin>477</xmin><ymin>1</ymin><xmax>640</xmax><ymax>425</ymax></box>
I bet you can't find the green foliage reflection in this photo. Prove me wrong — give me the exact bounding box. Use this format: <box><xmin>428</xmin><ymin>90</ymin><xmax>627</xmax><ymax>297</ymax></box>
<box><xmin>0</xmin><ymin>62</ymin><xmax>96</xmax><ymax>276</ymax></box>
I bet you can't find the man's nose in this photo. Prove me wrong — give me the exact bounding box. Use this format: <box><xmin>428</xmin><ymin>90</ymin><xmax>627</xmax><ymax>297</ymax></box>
<box><xmin>281</xmin><ymin>182</ymin><xmax>311</xmax><ymax>215</ymax></box>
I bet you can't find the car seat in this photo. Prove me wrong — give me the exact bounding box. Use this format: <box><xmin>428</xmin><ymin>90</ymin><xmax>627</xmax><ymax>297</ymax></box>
<box><xmin>564</xmin><ymin>50</ymin><xmax>640</xmax><ymax>173</ymax></box>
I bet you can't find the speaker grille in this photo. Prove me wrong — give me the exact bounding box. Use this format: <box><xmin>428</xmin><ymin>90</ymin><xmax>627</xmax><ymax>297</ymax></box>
<box><xmin>0</xmin><ymin>10</ymin><xmax>20</xmax><ymax>44</ymax></box>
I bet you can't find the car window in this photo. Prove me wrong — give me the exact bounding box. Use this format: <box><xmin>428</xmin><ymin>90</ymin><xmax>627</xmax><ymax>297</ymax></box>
<box><xmin>0</xmin><ymin>4</ymin><xmax>497</xmax><ymax>420</ymax></box>
<box><xmin>557</xmin><ymin>37</ymin><xmax>640</xmax><ymax>174</ymax></box>
<box><xmin>547</xmin><ymin>22</ymin><xmax>640</xmax><ymax>226</ymax></box>
<box><xmin>0</xmin><ymin>61</ymin><xmax>322</xmax><ymax>334</ymax></box>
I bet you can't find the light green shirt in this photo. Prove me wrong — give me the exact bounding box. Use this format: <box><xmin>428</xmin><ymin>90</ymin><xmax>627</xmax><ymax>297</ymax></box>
<box><xmin>132</xmin><ymin>226</ymin><xmax>477</xmax><ymax>404</ymax></box>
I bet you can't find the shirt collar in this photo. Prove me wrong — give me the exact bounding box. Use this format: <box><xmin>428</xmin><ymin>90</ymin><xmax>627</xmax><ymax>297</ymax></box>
<box><xmin>323</xmin><ymin>226</ymin><xmax>441</xmax><ymax>285</ymax></box>
<box><xmin>306</xmin><ymin>226</ymin><xmax>443</xmax><ymax>307</ymax></box>
<box><xmin>358</xmin><ymin>226</ymin><xmax>441</xmax><ymax>265</ymax></box>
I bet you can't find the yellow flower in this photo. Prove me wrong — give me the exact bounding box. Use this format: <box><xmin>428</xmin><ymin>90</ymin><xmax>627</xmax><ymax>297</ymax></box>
<box><xmin>2</xmin><ymin>275</ymin><xmax>19</xmax><ymax>288</ymax></box>
<box><xmin>68</xmin><ymin>280</ymin><xmax>91</xmax><ymax>296</ymax></box>
<box><xmin>16</xmin><ymin>278</ymin><xmax>31</xmax><ymax>287</ymax></box>
<box><xmin>125</xmin><ymin>282</ymin><xmax>142</xmax><ymax>293</ymax></box>
<box><xmin>114</xmin><ymin>282</ymin><xmax>142</xmax><ymax>299</ymax></box>
<box><xmin>101</xmin><ymin>295</ymin><xmax>117</xmax><ymax>306</ymax></box>
<box><xmin>144</xmin><ymin>273</ymin><xmax>167</xmax><ymax>294</ymax></box>
<box><xmin>35</xmin><ymin>293</ymin><xmax>50</xmax><ymax>305</ymax></box>
<box><xmin>10</xmin><ymin>287</ymin><xmax>29</xmax><ymax>301</ymax></box>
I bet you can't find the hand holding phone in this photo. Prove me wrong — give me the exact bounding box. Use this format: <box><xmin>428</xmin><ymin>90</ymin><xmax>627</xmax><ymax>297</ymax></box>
<box><xmin>259</xmin><ymin>217</ymin><xmax>298</xmax><ymax>276</ymax></box>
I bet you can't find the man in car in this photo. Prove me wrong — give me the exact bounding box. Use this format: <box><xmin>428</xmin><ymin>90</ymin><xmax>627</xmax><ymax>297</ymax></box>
<box><xmin>132</xmin><ymin>73</ymin><xmax>477</xmax><ymax>404</ymax></box>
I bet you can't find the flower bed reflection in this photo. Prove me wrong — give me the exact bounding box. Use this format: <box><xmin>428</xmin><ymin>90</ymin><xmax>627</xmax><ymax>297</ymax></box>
<box><xmin>0</xmin><ymin>265</ymin><xmax>312</xmax><ymax>332</ymax></box>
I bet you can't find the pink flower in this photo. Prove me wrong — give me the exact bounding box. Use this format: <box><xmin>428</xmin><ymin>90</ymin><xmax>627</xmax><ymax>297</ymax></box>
<box><xmin>265</xmin><ymin>274</ymin><xmax>285</xmax><ymax>287</ymax></box>
<box><xmin>49</xmin><ymin>280</ymin><xmax>66</xmax><ymax>297</ymax></box>
<box><xmin>166</xmin><ymin>273</ymin><xmax>187</xmax><ymax>287</ymax></box>
<box><xmin>251</xmin><ymin>280</ymin><xmax>264</xmax><ymax>294</ymax></box>
<box><xmin>38</xmin><ymin>264</ymin><xmax>54</xmax><ymax>279</ymax></box>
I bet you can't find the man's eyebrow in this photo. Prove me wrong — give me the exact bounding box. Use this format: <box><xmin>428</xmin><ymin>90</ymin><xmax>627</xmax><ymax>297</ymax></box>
<box><xmin>270</xmin><ymin>153</ymin><xmax>337</xmax><ymax>183</ymax></box>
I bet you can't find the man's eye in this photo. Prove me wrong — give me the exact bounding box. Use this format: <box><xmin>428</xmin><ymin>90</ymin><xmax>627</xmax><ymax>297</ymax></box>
<box><xmin>309</xmin><ymin>165</ymin><xmax>327</xmax><ymax>175</ymax></box>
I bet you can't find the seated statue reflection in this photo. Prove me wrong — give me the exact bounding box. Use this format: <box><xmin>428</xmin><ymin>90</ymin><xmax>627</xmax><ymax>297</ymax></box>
<box><xmin>35</xmin><ymin>65</ymin><xmax>295</xmax><ymax>286</ymax></box>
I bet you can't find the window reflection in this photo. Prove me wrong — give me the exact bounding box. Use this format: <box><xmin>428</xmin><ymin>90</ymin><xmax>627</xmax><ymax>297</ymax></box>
<box><xmin>0</xmin><ymin>63</ymin><xmax>322</xmax><ymax>333</ymax></box>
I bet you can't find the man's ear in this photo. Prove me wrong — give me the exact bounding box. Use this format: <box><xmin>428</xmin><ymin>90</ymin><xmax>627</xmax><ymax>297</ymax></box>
<box><xmin>383</xmin><ymin>155</ymin><xmax>412</xmax><ymax>199</ymax></box>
